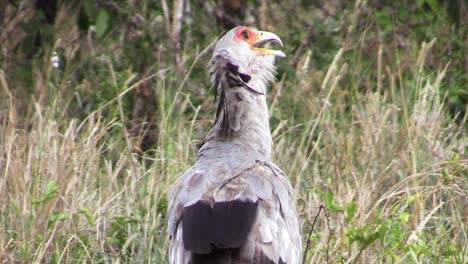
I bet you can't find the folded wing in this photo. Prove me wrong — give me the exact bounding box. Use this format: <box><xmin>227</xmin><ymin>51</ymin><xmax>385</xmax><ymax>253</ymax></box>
<box><xmin>167</xmin><ymin>160</ymin><xmax>301</xmax><ymax>264</ymax></box>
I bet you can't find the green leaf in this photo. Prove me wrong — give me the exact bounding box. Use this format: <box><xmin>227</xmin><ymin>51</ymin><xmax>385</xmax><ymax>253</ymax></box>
<box><xmin>79</xmin><ymin>208</ymin><xmax>96</xmax><ymax>226</ymax></box>
<box><xmin>48</xmin><ymin>211</ymin><xmax>72</xmax><ymax>228</ymax></box>
<box><xmin>345</xmin><ymin>201</ymin><xmax>357</xmax><ymax>223</ymax></box>
<box><xmin>83</xmin><ymin>0</ymin><xmax>94</xmax><ymax>19</ymax></box>
<box><xmin>95</xmin><ymin>9</ymin><xmax>109</xmax><ymax>38</ymax></box>
<box><xmin>400</xmin><ymin>212</ymin><xmax>410</xmax><ymax>224</ymax></box>
<box><xmin>347</xmin><ymin>224</ymin><xmax>382</xmax><ymax>249</ymax></box>
<box><xmin>426</xmin><ymin>0</ymin><xmax>440</xmax><ymax>11</ymax></box>
<box><xmin>44</xmin><ymin>181</ymin><xmax>60</xmax><ymax>201</ymax></box>
<box><xmin>405</xmin><ymin>195</ymin><xmax>416</xmax><ymax>206</ymax></box>
<box><xmin>33</xmin><ymin>180</ymin><xmax>60</xmax><ymax>206</ymax></box>
<box><xmin>347</xmin><ymin>225</ymin><xmax>369</xmax><ymax>244</ymax></box>
<box><xmin>377</xmin><ymin>222</ymin><xmax>388</xmax><ymax>243</ymax></box>
<box><xmin>157</xmin><ymin>198</ymin><xmax>168</xmax><ymax>217</ymax></box>
<box><xmin>325</xmin><ymin>192</ymin><xmax>342</xmax><ymax>212</ymax></box>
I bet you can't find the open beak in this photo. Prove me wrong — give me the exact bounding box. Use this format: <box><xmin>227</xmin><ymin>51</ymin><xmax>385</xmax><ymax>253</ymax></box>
<box><xmin>251</xmin><ymin>31</ymin><xmax>286</xmax><ymax>58</ymax></box>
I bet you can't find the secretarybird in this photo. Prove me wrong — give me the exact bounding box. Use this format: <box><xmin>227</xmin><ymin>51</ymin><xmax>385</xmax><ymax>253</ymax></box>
<box><xmin>167</xmin><ymin>26</ymin><xmax>302</xmax><ymax>264</ymax></box>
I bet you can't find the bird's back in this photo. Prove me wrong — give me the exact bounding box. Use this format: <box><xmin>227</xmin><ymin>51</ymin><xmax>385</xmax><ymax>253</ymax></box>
<box><xmin>168</xmin><ymin>154</ymin><xmax>301</xmax><ymax>264</ymax></box>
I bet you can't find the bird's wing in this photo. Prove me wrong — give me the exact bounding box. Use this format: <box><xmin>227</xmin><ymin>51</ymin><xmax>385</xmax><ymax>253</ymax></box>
<box><xmin>253</xmin><ymin>160</ymin><xmax>302</xmax><ymax>264</ymax></box>
<box><xmin>167</xmin><ymin>168</ymin><xmax>190</xmax><ymax>264</ymax></box>
<box><xmin>167</xmin><ymin>160</ymin><xmax>302</xmax><ymax>264</ymax></box>
<box><xmin>233</xmin><ymin>160</ymin><xmax>302</xmax><ymax>264</ymax></box>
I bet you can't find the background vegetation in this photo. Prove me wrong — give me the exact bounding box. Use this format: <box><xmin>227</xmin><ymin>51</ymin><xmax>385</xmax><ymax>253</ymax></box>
<box><xmin>1</xmin><ymin>0</ymin><xmax>466</xmax><ymax>263</ymax></box>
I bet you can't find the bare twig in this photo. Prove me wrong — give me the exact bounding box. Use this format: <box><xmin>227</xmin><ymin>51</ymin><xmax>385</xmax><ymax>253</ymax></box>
<box><xmin>324</xmin><ymin>205</ymin><xmax>331</xmax><ymax>264</ymax></box>
<box><xmin>161</xmin><ymin>0</ymin><xmax>171</xmax><ymax>36</ymax></box>
<box><xmin>183</xmin><ymin>0</ymin><xmax>192</xmax><ymax>53</ymax></box>
<box><xmin>303</xmin><ymin>204</ymin><xmax>331</xmax><ymax>264</ymax></box>
<box><xmin>172</xmin><ymin>0</ymin><xmax>184</xmax><ymax>74</ymax></box>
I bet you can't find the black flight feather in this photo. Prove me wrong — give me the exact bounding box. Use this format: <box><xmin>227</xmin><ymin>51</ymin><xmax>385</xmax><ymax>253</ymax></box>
<box><xmin>182</xmin><ymin>200</ymin><xmax>259</xmax><ymax>254</ymax></box>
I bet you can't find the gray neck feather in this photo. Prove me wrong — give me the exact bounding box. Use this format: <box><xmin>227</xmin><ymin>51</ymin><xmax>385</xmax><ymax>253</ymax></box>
<box><xmin>198</xmin><ymin>53</ymin><xmax>276</xmax><ymax>161</ymax></box>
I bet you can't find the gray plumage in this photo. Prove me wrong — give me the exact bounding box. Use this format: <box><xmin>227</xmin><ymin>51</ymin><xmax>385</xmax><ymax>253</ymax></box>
<box><xmin>167</xmin><ymin>27</ymin><xmax>302</xmax><ymax>264</ymax></box>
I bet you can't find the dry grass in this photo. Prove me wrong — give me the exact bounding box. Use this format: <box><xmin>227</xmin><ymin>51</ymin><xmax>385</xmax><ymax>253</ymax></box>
<box><xmin>283</xmin><ymin>45</ymin><xmax>467</xmax><ymax>263</ymax></box>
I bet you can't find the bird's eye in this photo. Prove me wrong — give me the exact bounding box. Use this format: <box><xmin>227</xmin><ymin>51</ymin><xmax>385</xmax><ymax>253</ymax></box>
<box><xmin>241</xmin><ymin>31</ymin><xmax>249</xmax><ymax>39</ymax></box>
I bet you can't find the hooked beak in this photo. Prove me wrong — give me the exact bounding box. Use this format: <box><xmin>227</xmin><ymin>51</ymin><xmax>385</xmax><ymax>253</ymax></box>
<box><xmin>251</xmin><ymin>31</ymin><xmax>286</xmax><ymax>58</ymax></box>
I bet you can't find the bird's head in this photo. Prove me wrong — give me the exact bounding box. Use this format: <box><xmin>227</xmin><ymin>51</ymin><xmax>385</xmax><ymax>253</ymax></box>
<box><xmin>214</xmin><ymin>26</ymin><xmax>285</xmax><ymax>59</ymax></box>
<box><xmin>211</xmin><ymin>26</ymin><xmax>285</xmax><ymax>83</ymax></box>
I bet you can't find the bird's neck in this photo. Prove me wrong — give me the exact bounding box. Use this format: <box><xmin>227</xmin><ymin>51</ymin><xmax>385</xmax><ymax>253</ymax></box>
<box><xmin>199</xmin><ymin>79</ymin><xmax>273</xmax><ymax>160</ymax></box>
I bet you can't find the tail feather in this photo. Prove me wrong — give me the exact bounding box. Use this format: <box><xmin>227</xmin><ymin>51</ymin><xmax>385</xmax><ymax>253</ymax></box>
<box><xmin>191</xmin><ymin>248</ymin><xmax>279</xmax><ymax>264</ymax></box>
<box><xmin>191</xmin><ymin>249</ymin><xmax>234</xmax><ymax>264</ymax></box>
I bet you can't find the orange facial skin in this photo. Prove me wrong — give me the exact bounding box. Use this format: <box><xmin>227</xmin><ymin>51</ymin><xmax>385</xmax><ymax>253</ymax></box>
<box><xmin>232</xmin><ymin>27</ymin><xmax>286</xmax><ymax>57</ymax></box>
<box><xmin>233</xmin><ymin>27</ymin><xmax>262</xmax><ymax>46</ymax></box>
